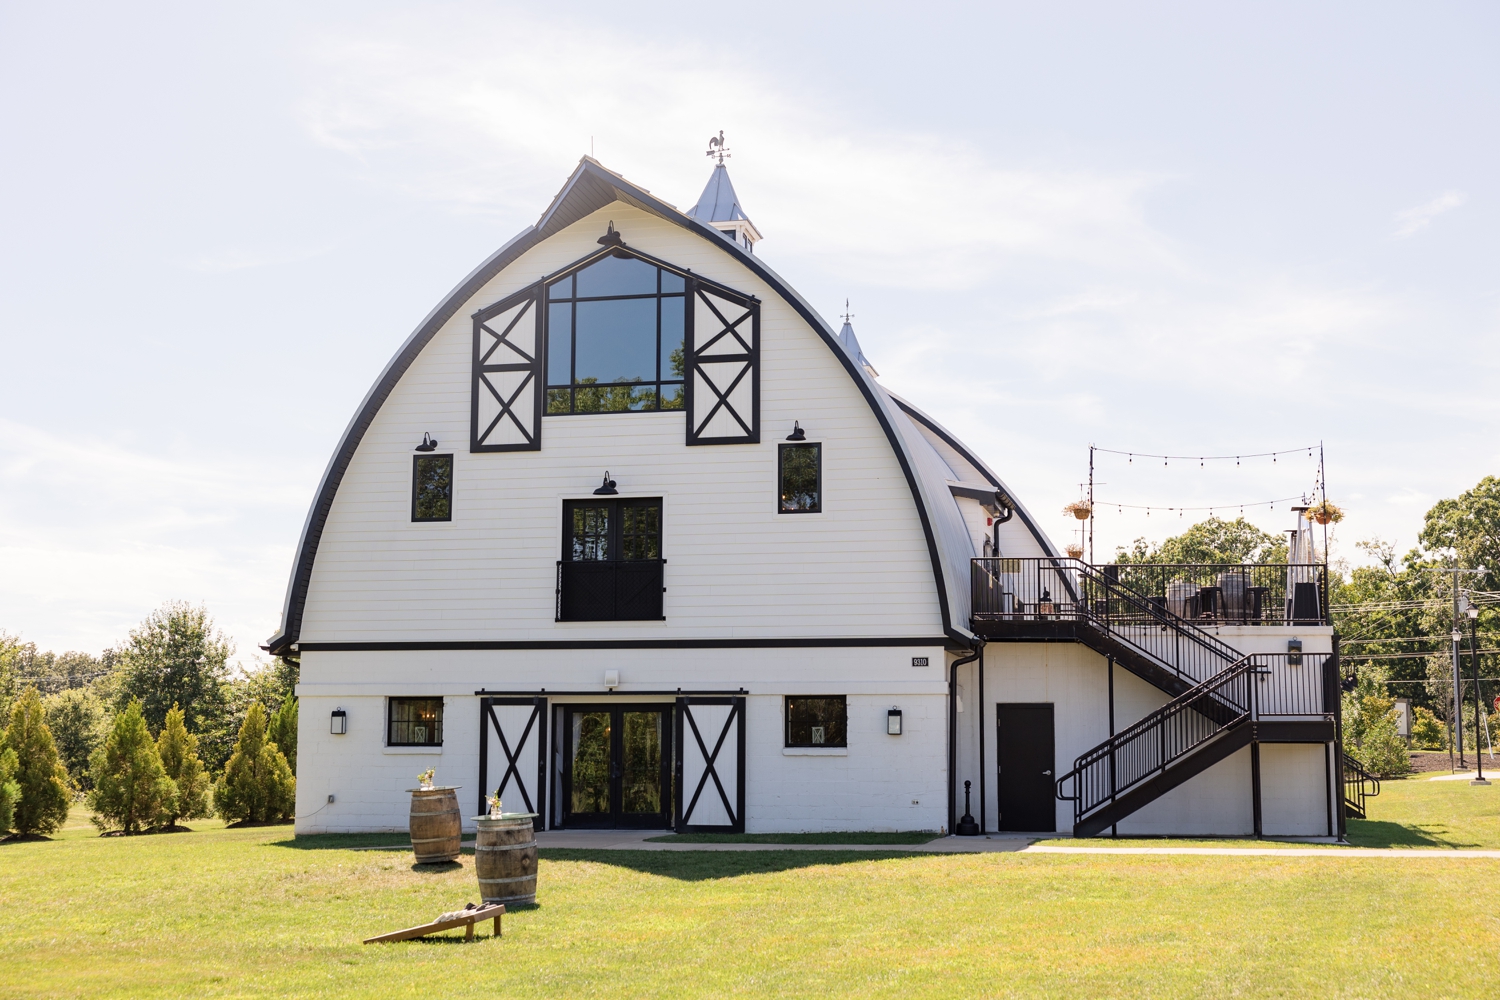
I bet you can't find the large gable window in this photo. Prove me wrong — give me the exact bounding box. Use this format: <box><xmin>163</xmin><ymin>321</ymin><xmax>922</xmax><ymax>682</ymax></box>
<box><xmin>546</xmin><ymin>255</ymin><xmax>685</xmax><ymax>414</ymax></box>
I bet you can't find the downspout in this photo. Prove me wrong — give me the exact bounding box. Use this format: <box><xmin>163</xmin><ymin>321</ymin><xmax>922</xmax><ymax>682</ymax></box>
<box><xmin>948</xmin><ymin>639</ymin><xmax>984</xmax><ymax>835</ymax></box>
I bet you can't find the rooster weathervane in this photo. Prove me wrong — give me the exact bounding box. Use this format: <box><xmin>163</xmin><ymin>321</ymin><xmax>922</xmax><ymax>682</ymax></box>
<box><xmin>705</xmin><ymin>130</ymin><xmax>731</xmax><ymax>165</ymax></box>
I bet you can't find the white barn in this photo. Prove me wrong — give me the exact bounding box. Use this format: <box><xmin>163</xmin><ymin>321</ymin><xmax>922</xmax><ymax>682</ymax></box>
<box><xmin>270</xmin><ymin>156</ymin><xmax>1346</xmax><ymax>840</ymax></box>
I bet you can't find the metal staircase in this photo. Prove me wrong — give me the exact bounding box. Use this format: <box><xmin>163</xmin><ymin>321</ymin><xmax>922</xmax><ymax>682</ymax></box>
<box><xmin>1342</xmin><ymin>758</ymin><xmax>1380</xmax><ymax>820</ymax></box>
<box><xmin>972</xmin><ymin>557</ymin><xmax>1340</xmax><ymax>837</ymax></box>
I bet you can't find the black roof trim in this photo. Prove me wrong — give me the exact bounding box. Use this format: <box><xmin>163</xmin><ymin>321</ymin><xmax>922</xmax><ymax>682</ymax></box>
<box><xmin>267</xmin><ymin>157</ymin><xmax>961</xmax><ymax>653</ymax></box>
<box><xmin>296</xmin><ymin>636</ymin><xmax>948</xmax><ymax>651</ymax></box>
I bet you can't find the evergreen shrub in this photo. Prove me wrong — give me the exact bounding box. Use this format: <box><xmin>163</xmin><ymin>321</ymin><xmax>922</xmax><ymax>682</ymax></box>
<box><xmin>213</xmin><ymin>702</ymin><xmax>295</xmax><ymax>824</ymax></box>
<box><xmin>268</xmin><ymin>697</ymin><xmax>298</xmax><ymax>776</ymax></box>
<box><xmin>5</xmin><ymin>688</ymin><xmax>72</xmax><ymax>835</ymax></box>
<box><xmin>87</xmin><ymin>700</ymin><xmax>176</xmax><ymax>833</ymax></box>
<box><xmin>156</xmin><ymin>704</ymin><xmax>210</xmax><ymax>825</ymax></box>
<box><xmin>0</xmin><ymin>746</ymin><xmax>18</xmax><ymax>833</ymax></box>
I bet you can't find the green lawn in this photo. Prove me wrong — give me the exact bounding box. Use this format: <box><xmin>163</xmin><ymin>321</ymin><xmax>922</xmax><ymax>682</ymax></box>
<box><xmin>1031</xmin><ymin>772</ymin><xmax>1500</xmax><ymax>850</ymax></box>
<box><xmin>3</xmin><ymin>808</ymin><xmax>1499</xmax><ymax>998</ymax></box>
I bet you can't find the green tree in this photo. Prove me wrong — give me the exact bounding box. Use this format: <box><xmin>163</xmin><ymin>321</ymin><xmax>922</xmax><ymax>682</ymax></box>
<box><xmin>43</xmin><ymin>687</ymin><xmax>111</xmax><ymax>791</ymax></box>
<box><xmin>198</xmin><ymin>657</ymin><xmax>298</xmax><ymax>774</ymax></box>
<box><xmin>1114</xmin><ymin>516</ymin><xmax>1289</xmax><ymax>564</ymax></box>
<box><xmin>213</xmin><ymin>702</ymin><xmax>295</xmax><ymax>825</ymax></box>
<box><xmin>1410</xmin><ymin>706</ymin><xmax>1445</xmax><ymax>750</ymax></box>
<box><xmin>1419</xmin><ymin>475</ymin><xmax>1500</xmax><ymax>593</ymax></box>
<box><xmin>87</xmin><ymin>701</ymin><xmax>176</xmax><ymax>833</ymax></box>
<box><xmin>0</xmin><ymin>631</ymin><xmax>22</xmax><ymax>722</ymax></box>
<box><xmin>113</xmin><ymin>602</ymin><xmax>231</xmax><ymax>736</ymax></box>
<box><xmin>156</xmin><ymin>704</ymin><xmax>210</xmax><ymax>825</ymax></box>
<box><xmin>4</xmin><ymin>688</ymin><xmax>72</xmax><ymax>835</ymax></box>
<box><xmin>0</xmin><ymin>745</ymin><xmax>18</xmax><ymax>834</ymax></box>
<box><xmin>267</xmin><ymin>697</ymin><xmax>298</xmax><ymax>776</ymax></box>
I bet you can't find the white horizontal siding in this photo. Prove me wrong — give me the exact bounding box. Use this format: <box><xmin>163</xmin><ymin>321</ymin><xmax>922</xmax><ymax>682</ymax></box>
<box><xmin>300</xmin><ymin>204</ymin><xmax>945</xmax><ymax>643</ymax></box>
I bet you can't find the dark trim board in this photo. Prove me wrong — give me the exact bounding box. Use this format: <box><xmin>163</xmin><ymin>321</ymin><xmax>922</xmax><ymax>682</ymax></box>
<box><xmin>298</xmin><ymin>636</ymin><xmax>949</xmax><ymax>652</ymax></box>
<box><xmin>264</xmin><ymin>157</ymin><xmax>964</xmax><ymax>655</ymax></box>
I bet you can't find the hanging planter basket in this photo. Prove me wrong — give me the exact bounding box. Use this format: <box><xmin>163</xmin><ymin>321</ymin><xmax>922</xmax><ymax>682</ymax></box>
<box><xmin>1306</xmin><ymin>500</ymin><xmax>1345</xmax><ymax>525</ymax></box>
<box><xmin>1064</xmin><ymin>543</ymin><xmax>1085</xmax><ymax>559</ymax></box>
<box><xmin>1062</xmin><ymin>501</ymin><xmax>1093</xmax><ymax>521</ymax></box>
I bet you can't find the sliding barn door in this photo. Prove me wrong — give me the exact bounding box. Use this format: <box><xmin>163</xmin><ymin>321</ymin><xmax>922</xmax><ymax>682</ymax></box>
<box><xmin>674</xmin><ymin>696</ymin><xmax>746</xmax><ymax>833</ymax></box>
<box><xmin>478</xmin><ymin>697</ymin><xmax>548</xmax><ymax>829</ymax></box>
<box><xmin>471</xmin><ymin>283</ymin><xmax>544</xmax><ymax>452</ymax></box>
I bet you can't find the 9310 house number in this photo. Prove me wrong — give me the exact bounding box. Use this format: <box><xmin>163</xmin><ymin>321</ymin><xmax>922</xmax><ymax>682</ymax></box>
<box><xmin>911</xmin><ymin>657</ymin><xmax>929</xmax><ymax>667</ymax></box>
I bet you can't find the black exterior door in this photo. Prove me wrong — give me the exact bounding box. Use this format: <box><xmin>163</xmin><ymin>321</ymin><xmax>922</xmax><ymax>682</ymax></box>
<box><xmin>996</xmin><ymin>703</ymin><xmax>1056</xmax><ymax>832</ymax></box>
<box><xmin>561</xmin><ymin>705</ymin><xmax>672</xmax><ymax>829</ymax></box>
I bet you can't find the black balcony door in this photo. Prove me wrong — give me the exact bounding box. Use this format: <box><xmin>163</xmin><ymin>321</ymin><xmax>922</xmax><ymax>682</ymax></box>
<box><xmin>558</xmin><ymin>498</ymin><xmax>664</xmax><ymax>621</ymax></box>
<box><xmin>562</xmin><ymin>705</ymin><xmax>673</xmax><ymax>829</ymax></box>
<box><xmin>996</xmin><ymin>703</ymin><xmax>1056</xmax><ymax>832</ymax></box>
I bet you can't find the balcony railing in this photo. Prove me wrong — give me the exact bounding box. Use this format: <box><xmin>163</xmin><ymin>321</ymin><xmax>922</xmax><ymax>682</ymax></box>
<box><xmin>1101</xmin><ymin>563</ymin><xmax>1329</xmax><ymax>625</ymax></box>
<box><xmin>556</xmin><ymin>559</ymin><xmax>665</xmax><ymax>622</ymax></box>
<box><xmin>971</xmin><ymin>558</ymin><xmax>1329</xmax><ymax>627</ymax></box>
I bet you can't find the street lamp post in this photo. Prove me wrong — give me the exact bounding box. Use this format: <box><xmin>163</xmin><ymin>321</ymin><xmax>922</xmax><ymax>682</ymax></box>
<box><xmin>1469</xmin><ymin>606</ymin><xmax>1489</xmax><ymax>786</ymax></box>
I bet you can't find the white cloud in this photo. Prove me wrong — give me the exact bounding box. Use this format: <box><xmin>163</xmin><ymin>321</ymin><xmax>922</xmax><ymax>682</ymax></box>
<box><xmin>0</xmin><ymin>420</ymin><xmax>306</xmax><ymax>659</ymax></box>
<box><xmin>1393</xmin><ymin>190</ymin><xmax>1466</xmax><ymax>238</ymax></box>
<box><xmin>295</xmin><ymin>10</ymin><xmax>1177</xmax><ymax>291</ymax></box>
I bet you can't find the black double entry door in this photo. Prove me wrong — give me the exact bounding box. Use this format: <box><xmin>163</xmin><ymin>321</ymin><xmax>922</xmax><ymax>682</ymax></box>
<box><xmin>562</xmin><ymin>705</ymin><xmax>673</xmax><ymax>829</ymax></box>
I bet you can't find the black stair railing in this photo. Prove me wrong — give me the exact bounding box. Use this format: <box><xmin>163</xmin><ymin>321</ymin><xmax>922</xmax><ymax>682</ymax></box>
<box><xmin>1341</xmin><ymin>757</ymin><xmax>1380</xmax><ymax>820</ymax></box>
<box><xmin>972</xmin><ymin>557</ymin><xmax>1245</xmax><ymax>687</ymax></box>
<box><xmin>1056</xmin><ymin>655</ymin><xmax>1257</xmax><ymax>829</ymax></box>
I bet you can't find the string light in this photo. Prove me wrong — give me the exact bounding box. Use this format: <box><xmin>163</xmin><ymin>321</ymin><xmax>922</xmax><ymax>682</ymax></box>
<box><xmin>1093</xmin><ymin>445</ymin><xmax>1317</xmax><ymax>462</ymax></box>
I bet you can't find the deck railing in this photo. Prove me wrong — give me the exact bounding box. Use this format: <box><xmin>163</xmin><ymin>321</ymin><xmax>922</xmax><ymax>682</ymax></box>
<box><xmin>1100</xmin><ymin>563</ymin><xmax>1329</xmax><ymax>625</ymax></box>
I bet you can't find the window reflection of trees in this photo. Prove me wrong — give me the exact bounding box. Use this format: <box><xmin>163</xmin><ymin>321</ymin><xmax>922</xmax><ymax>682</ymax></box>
<box><xmin>546</xmin><ymin>254</ymin><xmax>686</xmax><ymax>415</ymax></box>
<box><xmin>571</xmin><ymin>712</ymin><xmax>611</xmax><ymax>814</ymax></box>
<box><xmin>621</xmin><ymin>712</ymin><xmax>661</xmax><ymax>814</ymax></box>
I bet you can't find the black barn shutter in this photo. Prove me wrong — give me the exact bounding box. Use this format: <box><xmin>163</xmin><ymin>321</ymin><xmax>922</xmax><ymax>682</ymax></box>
<box><xmin>685</xmin><ymin>280</ymin><xmax>759</xmax><ymax>446</ymax></box>
<box><xmin>471</xmin><ymin>282</ymin><xmax>544</xmax><ymax>452</ymax></box>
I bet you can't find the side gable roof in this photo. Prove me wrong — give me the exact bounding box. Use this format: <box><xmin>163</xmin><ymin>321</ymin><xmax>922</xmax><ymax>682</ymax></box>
<box><xmin>265</xmin><ymin>158</ymin><xmax>978</xmax><ymax>655</ymax></box>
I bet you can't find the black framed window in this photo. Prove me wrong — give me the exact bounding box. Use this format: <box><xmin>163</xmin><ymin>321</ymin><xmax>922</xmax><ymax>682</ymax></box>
<box><xmin>778</xmin><ymin>443</ymin><xmax>821</xmax><ymax>513</ymax></box>
<box><xmin>388</xmin><ymin>697</ymin><xmax>443</xmax><ymax>746</ymax></box>
<box><xmin>785</xmin><ymin>696</ymin><xmax>847</xmax><ymax>747</ymax></box>
<box><xmin>557</xmin><ymin>498</ymin><xmax>664</xmax><ymax>621</ymax></box>
<box><xmin>545</xmin><ymin>254</ymin><xmax>686</xmax><ymax>415</ymax></box>
<box><xmin>412</xmin><ymin>454</ymin><xmax>453</xmax><ymax>521</ymax></box>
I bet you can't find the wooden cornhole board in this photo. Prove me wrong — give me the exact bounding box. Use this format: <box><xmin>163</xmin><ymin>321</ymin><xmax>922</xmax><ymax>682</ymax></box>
<box><xmin>363</xmin><ymin>903</ymin><xmax>505</xmax><ymax>944</ymax></box>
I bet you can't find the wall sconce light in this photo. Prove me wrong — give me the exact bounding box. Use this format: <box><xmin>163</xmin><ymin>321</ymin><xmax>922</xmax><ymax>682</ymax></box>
<box><xmin>786</xmin><ymin>421</ymin><xmax>806</xmax><ymax>441</ymax></box>
<box><xmin>604</xmin><ymin>669</ymin><xmax>620</xmax><ymax>689</ymax></box>
<box><xmin>415</xmin><ymin>433</ymin><xmax>438</xmax><ymax>452</ymax></box>
<box><xmin>887</xmin><ymin>708</ymin><xmax>903</xmax><ymax>735</ymax></box>
<box><xmin>1287</xmin><ymin>638</ymin><xmax>1302</xmax><ymax>666</ymax></box>
<box><xmin>594</xmin><ymin>471</ymin><xmax>618</xmax><ymax>495</ymax></box>
<box><xmin>330</xmin><ymin>709</ymin><xmax>348</xmax><ymax>735</ymax></box>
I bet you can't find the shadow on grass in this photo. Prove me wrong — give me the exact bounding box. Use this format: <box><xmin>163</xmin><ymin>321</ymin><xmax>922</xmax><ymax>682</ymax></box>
<box><xmin>268</xmin><ymin>833</ymin><xmax>417</xmax><ymax>851</ymax></box>
<box><xmin>1346</xmin><ymin>819</ymin><xmax>1479</xmax><ymax>849</ymax></box>
<box><xmin>411</xmin><ymin>860</ymin><xmax>464</xmax><ymax>874</ymax></box>
<box><xmin>538</xmin><ymin>848</ymin><xmax>927</xmax><ymax>881</ymax></box>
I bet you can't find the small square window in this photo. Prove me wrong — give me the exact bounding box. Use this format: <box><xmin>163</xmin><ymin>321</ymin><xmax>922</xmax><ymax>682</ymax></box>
<box><xmin>412</xmin><ymin>454</ymin><xmax>453</xmax><ymax>522</ymax></box>
<box><xmin>388</xmin><ymin>698</ymin><xmax>444</xmax><ymax>746</ymax></box>
<box><xmin>785</xmin><ymin>696</ymin><xmax>847</xmax><ymax>748</ymax></box>
<box><xmin>778</xmin><ymin>443</ymin><xmax>821</xmax><ymax>513</ymax></box>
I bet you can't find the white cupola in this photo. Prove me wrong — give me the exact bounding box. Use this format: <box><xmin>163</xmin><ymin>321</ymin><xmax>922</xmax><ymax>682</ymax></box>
<box><xmin>686</xmin><ymin>131</ymin><xmax>763</xmax><ymax>253</ymax></box>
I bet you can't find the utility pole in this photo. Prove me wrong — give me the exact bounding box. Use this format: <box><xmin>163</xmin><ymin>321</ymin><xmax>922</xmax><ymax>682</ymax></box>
<box><xmin>1433</xmin><ymin>566</ymin><xmax>1485</xmax><ymax>771</ymax></box>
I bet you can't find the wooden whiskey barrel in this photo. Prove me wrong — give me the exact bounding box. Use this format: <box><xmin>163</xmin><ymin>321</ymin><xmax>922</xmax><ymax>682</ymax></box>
<box><xmin>408</xmin><ymin>787</ymin><xmax>462</xmax><ymax>863</ymax></box>
<box><xmin>473</xmin><ymin>814</ymin><xmax>538</xmax><ymax>906</ymax></box>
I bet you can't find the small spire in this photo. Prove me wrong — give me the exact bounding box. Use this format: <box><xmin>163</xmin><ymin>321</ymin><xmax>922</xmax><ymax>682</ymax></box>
<box><xmin>688</xmin><ymin>135</ymin><xmax>761</xmax><ymax>251</ymax></box>
<box><xmin>837</xmin><ymin>304</ymin><xmax>879</xmax><ymax>379</ymax></box>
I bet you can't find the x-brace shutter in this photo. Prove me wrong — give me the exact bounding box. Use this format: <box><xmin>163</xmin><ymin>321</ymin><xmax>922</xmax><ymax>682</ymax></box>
<box><xmin>471</xmin><ymin>283</ymin><xmax>544</xmax><ymax>452</ymax></box>
<box><xmin>685</xmin><ymin>281</ymin><xmax>759</xmax><ymax>446</ymax></box>
<box><xmin>674</xmin><ymin>696</ymin><xmax>746</xmax><ymax>833</ymax></box>
<box><xmin>478</xmin><ymin>697</ymin><xmax>548</xmax><ymax>829</ymax></box>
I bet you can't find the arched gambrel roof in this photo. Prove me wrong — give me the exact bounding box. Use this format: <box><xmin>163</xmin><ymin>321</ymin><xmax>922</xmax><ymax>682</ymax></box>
<box><xmin>265</xmin><ymin>158</ymin><xmax>1002</xmax><ymax>654</ymax></box>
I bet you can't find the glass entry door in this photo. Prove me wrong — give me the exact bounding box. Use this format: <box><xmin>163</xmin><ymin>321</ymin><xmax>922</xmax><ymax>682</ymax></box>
<box><xmin>562</xmin><ymin>706</ymin><xmax>672</xmax><ymax>828</ymax></box>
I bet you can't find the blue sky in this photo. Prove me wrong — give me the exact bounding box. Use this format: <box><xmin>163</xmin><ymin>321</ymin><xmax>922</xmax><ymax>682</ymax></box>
<box><xmin>2</xmin><ymin>2</ymin><xmax>1496</xmax><ymax>663</ymax></box>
